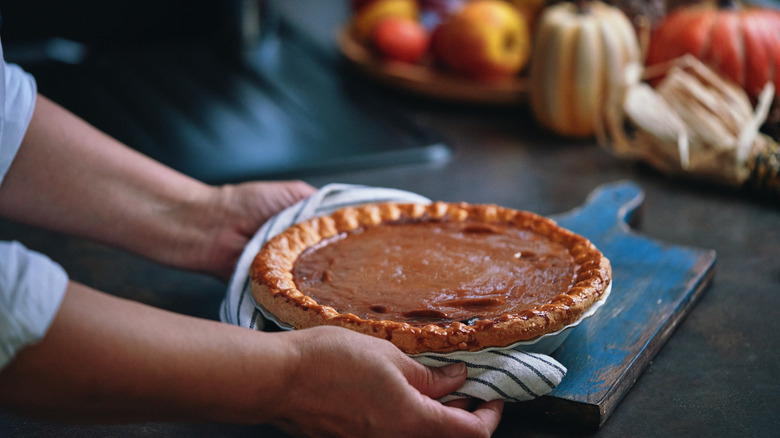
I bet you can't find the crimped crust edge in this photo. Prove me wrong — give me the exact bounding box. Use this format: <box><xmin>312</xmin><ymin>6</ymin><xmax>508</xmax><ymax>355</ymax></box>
<box><xmin>250</xmin><ymin>202</ymin><xmax>611</xmax><ymax>354</ymax></box>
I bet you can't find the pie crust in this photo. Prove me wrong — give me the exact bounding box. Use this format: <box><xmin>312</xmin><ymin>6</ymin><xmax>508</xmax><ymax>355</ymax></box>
<box><xmin>250</xmin><ymin>202</ymin><xmax>611</xmax><ymax>354</ymax></box>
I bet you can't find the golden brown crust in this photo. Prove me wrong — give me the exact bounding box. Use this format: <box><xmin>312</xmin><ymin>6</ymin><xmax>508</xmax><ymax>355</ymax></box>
<box><xmin>250</xmin><ymin>202</ymin><xmax>611</xmax><ymax>354</ymax></box>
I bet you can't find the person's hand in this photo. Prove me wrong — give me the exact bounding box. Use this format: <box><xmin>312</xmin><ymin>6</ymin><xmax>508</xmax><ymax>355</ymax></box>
<box><xmin>272</xmin><ymin>326</ymin><xmax>503</xmax><ymax>438</ymax></box>
<box><xmin>171</xmin><ymin>180</ymin><xmax>316</xmax><ymax>281</ymax></box>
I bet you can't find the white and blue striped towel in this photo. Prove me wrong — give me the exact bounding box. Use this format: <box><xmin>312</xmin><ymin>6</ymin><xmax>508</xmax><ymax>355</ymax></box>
<box><xmin>221</xmin><ymin>183</ymin><xmax>566</xmax><ymax>403</ymax></box>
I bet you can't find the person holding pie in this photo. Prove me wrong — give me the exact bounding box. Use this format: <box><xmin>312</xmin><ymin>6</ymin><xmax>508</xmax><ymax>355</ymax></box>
<box><xmin>0</xmin><ymin>41</ymin><xmax>503</xmax><ymax>437</ymax></box>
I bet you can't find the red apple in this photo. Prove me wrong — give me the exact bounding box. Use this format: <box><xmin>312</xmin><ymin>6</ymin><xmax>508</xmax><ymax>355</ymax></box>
<box><xmin>372</xmin><ymin>17</ymin><xmax>430</xmax><ymax>63</ymax></box>
<box><xmin>431</xmin><ymin>0</ymin><xmax>531</xmax><ymax>79</ymax></box>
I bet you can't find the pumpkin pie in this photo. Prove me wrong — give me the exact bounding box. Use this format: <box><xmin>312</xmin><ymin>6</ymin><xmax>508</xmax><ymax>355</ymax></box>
<box><xmin>250</xmin><ymin>202</ymin><xmax>611</xmax><ymax>354</ymax></box>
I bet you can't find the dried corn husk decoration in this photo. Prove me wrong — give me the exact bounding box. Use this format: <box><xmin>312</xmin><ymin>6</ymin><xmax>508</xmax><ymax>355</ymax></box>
<box><xmin>602</xmin><ymin>54</ymin><xmax>779</xmax><ymax>199</ymax></box>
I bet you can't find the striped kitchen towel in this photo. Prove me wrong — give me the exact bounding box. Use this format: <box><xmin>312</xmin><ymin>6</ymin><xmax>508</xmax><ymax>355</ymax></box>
<box><xmin>414</xmin><ymin>350</ymin><xmax>566</xmax><ymax>403</ymax></box>
<box><xmin>221</xmin><ymin>183</ymin><xmax>566</xmax><ymax>403</ymax></box>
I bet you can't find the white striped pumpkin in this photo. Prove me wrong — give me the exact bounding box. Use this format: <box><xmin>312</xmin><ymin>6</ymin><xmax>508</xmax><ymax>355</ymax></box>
<box><xmin>529</xmin><ymin>1</ymin><xmax>640</xmax><ymax>138</ymax></box>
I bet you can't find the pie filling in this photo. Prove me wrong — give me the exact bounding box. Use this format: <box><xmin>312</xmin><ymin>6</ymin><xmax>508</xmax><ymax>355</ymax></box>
<box><xmin>292</xmin><ymin>219</ymin><xmax>579</xmax><ymax>327</ymax></box>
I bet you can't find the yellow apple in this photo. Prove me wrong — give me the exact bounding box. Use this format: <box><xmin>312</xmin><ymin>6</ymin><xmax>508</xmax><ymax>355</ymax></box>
<box><xmin>432</xmin><ymin>0</ymin><xmax>531</xmax><ymax>80</ymax></box>
<box><xmin>352</xmin><ymin>0</ymin><xmax>419</xmax><ymax>42</ymax></box>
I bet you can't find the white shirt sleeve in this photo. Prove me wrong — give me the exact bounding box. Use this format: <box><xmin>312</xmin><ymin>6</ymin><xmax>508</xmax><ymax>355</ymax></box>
<box><xmin>0</xmin><ymin>241</ymin><xmax>68</xmax><ymax>369</ymax></box>
<box><xmin>0</xmin><ymin>41</ymin><xmax>69</xmax><ymax>370</ymax></box>
<box><xmin>0</xmin><ymin>58</ymin><xmax>37</xmax><ymax>186</ymax></box>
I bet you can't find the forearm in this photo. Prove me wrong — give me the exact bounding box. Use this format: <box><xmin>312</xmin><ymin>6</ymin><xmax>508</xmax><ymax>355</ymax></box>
<box><xmin>0</xmin><ymin>281</ymin><xmax>297</xmax><ymax>424</ymax></box>
<box><xmin>0</xmin><ymin>95</ymin><xmax>214</xmax><ymax>268</ymax></box>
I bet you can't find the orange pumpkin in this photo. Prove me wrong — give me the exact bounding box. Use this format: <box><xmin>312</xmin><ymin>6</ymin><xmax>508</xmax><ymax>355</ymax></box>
<box><xmin>645</xmin><ymin>0</ymin><xmax>780</xmax><ymax>103</ymax></box>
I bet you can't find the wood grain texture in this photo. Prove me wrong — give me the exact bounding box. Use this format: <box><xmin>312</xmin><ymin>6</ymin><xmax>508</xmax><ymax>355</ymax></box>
<box><xmin>512</xmin><ymin>180</ymin><xmax>717</xmax><ymax>429</ymax></box>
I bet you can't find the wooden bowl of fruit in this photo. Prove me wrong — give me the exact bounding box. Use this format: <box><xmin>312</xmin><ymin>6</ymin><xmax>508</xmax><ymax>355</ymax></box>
<box><xmin>340</xmin><ymin>0</ymin><xmax>536</xmax><ymax>105</ymax></box>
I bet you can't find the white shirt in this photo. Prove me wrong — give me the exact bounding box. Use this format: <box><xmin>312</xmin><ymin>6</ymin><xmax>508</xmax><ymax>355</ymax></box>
<box><xmin>0</xmin><ymin>41</ymin><xmax>68</xmax><ymax>370</ymax></box>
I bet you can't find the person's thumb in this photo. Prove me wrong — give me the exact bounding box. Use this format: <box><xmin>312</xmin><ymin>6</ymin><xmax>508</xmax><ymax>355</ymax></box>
<box><xmin>407</xmin><ymin>361</ymin><xmax>468</xmax><ymax>400</ymax></box>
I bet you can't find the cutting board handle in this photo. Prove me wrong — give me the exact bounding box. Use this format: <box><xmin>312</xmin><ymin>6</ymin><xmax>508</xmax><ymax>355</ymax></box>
<box><xmin>551</xmin><ymin>180</ymin><xmax>644</xmax><ymax>242</ymax></box>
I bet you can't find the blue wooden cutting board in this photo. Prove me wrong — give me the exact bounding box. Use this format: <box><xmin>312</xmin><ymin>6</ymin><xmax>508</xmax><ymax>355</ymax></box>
<box><xmin>515</xmin><ymin>180</ymin><xmax>717</xmax><ymax>429</ymax></box>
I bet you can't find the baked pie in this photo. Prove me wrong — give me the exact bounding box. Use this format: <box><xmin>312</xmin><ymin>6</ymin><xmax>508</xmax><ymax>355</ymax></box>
<box><xmin>250</xmin><ymin>202</ymin><xmax>611</xmax><ymax>354</ymax></box>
